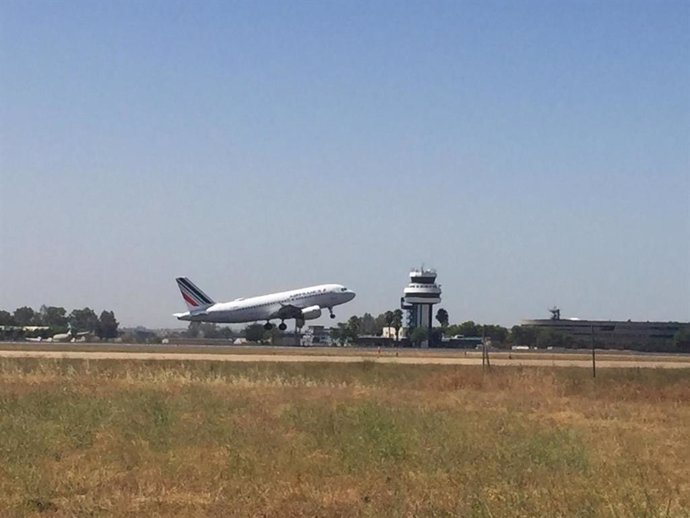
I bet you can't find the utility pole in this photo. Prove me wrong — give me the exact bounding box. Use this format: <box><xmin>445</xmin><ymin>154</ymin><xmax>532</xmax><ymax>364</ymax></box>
<box><xmin>428</xmin><ymin>305</ymin><xmax>434</xmax><ymax>348</ymax></box>
<box><xmin>591</xmin><ymin>324</ymin><xmax>596</xmax><ymax>378</ymax></box>
<box><xmin>482</xmin><ymin>328</ymin><xmax>491</xmax><ymax>370</ymax></box>
<box><xmin>481</xmin><ymin>328</ymin><xmax>485</xmax><ymax>369</ymax></box>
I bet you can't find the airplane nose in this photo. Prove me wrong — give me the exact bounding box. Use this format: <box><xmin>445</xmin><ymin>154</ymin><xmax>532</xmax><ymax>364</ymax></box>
<box><xmin>346</xmin><ymin>290</ymin><xmax>356</xmax><ymax>301</ymax></box>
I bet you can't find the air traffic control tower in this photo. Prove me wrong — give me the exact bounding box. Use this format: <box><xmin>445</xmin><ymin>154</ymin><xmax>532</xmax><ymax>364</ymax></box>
<box><xmin>401</xmin><ymin>267</ymin><xmax>442</xmax><ymax>348</ymax></box>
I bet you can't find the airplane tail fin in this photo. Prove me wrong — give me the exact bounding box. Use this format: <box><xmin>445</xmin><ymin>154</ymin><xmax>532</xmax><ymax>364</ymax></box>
<box><xmin>176</xmin><ymin>277</ymin><xmax>215</xmax><ymax>311</ymax></box>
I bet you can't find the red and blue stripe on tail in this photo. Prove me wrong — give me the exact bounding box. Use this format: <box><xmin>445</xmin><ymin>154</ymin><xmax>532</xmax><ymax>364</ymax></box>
<box><xmin>176</xmin><ymin>277</ymin><xmax>215</xmax><ymax>311</ymax></box>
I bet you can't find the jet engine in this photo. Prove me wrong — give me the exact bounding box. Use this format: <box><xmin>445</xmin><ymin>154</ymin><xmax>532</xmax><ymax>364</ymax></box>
<box><xmin>300</xmin><ymin>305</ymin><xmax>322</xmax><ymax>320</ymax></box>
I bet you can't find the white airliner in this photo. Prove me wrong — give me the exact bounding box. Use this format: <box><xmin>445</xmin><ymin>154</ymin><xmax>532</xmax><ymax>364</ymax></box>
<box><xmin>174</xmin><ymin>277</ymin><xmax>356</xmax><ymax>331</ymax></box>
<box><xmin>25</xmin><ymin>324</ymin><xmax>91</xmax><ymax>343</ymax></box>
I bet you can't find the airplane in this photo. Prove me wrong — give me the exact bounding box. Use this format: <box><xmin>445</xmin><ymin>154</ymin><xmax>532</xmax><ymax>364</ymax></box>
<box><xmin>174</xmin><ymin>277</ymin><xmax>356</xmax><ymax>331</ymax></box>
<box><xmin>26</xmin><ymin>323</ymin><xmax>91</xmax><ymax>343</ymax></box>
<box><xmin>52</xmin><ymin>324</ymin><xmax>91</xmax><ymax>342</ymax></box>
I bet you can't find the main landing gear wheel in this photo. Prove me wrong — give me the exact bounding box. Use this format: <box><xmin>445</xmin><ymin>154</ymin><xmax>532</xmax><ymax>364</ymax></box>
<box><xmin>278</xmin><ymin>322</ymin><xmax>287</xmax><ymax>331</ymax></box>
<box><xmin>264</xmin><ymin>322</ymin><xmax>273</xmax><ymax>330</ymax></box>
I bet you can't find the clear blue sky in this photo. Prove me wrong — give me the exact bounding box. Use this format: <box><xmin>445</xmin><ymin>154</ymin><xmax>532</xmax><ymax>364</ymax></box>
<box><xmin>1</xmin><ymin>1</ymin><xmax>688</xmax><ymax>328</ymax></box>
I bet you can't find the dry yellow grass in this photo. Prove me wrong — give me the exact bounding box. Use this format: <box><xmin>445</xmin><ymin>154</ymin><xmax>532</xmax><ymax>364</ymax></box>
<box><xmin>0</xmin><ymin>359</ymin><xmax>688</xmax><ymax>517</ymax></box>
<box><xmin>3</xmin><ymin>342</ymin><xmax>690</xmax><ymax>364</ymax></box>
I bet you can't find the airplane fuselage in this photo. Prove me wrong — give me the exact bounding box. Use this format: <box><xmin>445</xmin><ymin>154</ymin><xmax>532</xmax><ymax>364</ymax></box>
<box><xmin>175</xmin><ymin>284</ymin><xmax>355</xmax><ymax>324</ymax></box>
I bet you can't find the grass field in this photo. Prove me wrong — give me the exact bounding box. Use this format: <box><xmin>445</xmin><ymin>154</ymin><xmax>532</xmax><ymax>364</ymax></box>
<box><xmin>0</xmin><ymin>359</ymin><xmax>688</xmax><ymax>517</ymax></box>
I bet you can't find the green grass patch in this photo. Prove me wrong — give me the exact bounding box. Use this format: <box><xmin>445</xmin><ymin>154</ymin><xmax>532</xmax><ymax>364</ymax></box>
<box><xmin>0</xmin><ymin>358</ymin><xmax>687</xmax><ymax>516</ymax></box>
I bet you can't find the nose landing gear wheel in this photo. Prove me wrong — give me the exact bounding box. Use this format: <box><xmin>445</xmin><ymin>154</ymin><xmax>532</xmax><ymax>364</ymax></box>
<box><xmin>278</xmin><ymin>322</ymin><xmax>287</xmax><ymax>331</ymax></box>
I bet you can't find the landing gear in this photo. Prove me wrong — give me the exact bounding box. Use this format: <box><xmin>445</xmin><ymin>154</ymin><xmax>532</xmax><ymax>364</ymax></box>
<box><xmin>278</xmin><ymin>322</ymin><xmax>287</xmax><ymax>331</ymax></box>
<box><xmin>328</xmin><ymin>308</ymin><xmax>336</xmax><ymax>319</ymax></box>
<box><xmin>264</xmin><ymin>322</ymin><xmax>273</xmax><ymax>330</ymax></box>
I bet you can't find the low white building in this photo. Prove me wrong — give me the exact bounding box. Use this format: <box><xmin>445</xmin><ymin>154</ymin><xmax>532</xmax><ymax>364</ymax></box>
<box><xmin>300</xmin><ymin>326</ymin><xmax>333</xmax><ymax>347</ymax></box>
<box><xmin>381</xmin><ymin>327</ymin><xmax>405</xmax><ymax>340</ymax></box>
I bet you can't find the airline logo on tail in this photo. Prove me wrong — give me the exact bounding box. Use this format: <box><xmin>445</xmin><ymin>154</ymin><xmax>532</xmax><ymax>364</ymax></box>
<box><xmin>176</xmin><ymin>277</ymin><xmax>214</xmax><ymax>310</ymax></box>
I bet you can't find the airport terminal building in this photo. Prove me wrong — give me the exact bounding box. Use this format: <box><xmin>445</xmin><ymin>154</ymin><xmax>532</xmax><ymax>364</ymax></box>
<box><xmin>522</xmin><ymin>309</ymin><xmax>685</xmax><ymax>349</ymax></box>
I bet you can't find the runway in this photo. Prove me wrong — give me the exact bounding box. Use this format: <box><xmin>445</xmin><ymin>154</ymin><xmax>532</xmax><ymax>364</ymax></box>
<box><xmin>1</xmin><ymin>349</ymin><xmax>689</xmax><ymax>369</ymax></box>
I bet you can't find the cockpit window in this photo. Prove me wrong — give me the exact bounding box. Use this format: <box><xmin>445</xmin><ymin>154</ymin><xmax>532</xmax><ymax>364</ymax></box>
<box><xmin>340</xmin><ymin>287</ymin><xmax>347</xmax><ymax>292</ymax></box>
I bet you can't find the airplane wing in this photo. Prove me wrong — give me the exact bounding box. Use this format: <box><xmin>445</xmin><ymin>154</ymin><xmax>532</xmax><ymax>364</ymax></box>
<box><xmin>270</xmin><ymin>304</ymin><xmax>304</xmax><ymax>320</ymax></box>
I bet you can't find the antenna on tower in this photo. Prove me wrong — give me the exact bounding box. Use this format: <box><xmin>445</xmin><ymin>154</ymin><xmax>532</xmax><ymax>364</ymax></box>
<box><xmin>549</xmin><ymin>306</ymin><xmax>561</xmax><ymax>321</ymax></box>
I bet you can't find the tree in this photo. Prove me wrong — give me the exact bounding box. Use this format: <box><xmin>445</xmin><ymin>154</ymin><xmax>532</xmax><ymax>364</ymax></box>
<box><xmin>435</xmin><ymin>308</ymin><xmax>449</xmax><ymax>329</ymax></box>
<box><xmin>329</xmin><ymin>324</ymin><xmax>343</xmax><ymax>345</ymax></box>
<box><xmin>0</xmin><ymin>310</ymin><xmax>15</xmax><ymax>326</ymax></box>
<box><xmin>199</xmin><ymin>323</ymin><xmax>221</xmax><ymax>339</ymax></box>
<box><xmin>674</xmin><ymin>326</ymin><xmax>690</xmax><ymax>353</ymax></box>
<box><xmin>480</xmin><ymin>324</ymin><xmax>509</xmax><ymax>343</ymax></box>
<box><xmin>218</xmin><ymin>326</ymin><xmax>236</xmax><ymax>340</ymax></box>
<box><xmin>535</xmin><ymin>328</ymin><xmax>568</xmax><ymax>349</ymax></box>
<box><xmin>13</xmin><ymin>306</ymin><xmax>36</xmax><ymax>326</ymax></box>
<box><xmin>244</xmin><ymin>323</ymin><xmax>267</xmax><ymax>343</ymax></box>
<box><xmin>510</xmin><ymin>325</ymin><xmax>538</xmax><ymax>346</ymax></box>
<box><xmin>384</xmin><ymin>311</ymin><xmax>394</xmax><ymax>329</ymax></box>
<box><xmin>373</xmin><ymin>313</ymin><xmax>388</xmax><ymax>335</ymax></box>
<box><xmin>346</xmin><ymin>316</ymin><xmax>362</xmax><ymax>343</ymax></box>
<box><xmin>347</xmin><ymin>315</ymin><xmax>361</xmax><ymax>333</ymax></box>
<box><xmin>430</xmin><ymin>327</ymin><xmax>444</xmax><ymax>347</ymax></box>
<box><xmin>360</xmin><ymin>313</ymin><xmax>377</xmax><ymax>335</ymax></box>
<box><xmin>186</xmin><ymin>322</ymin><xmax>201</xmax><ymax>338</ymax></box>
<box><xmin>392</xmin><ymin>309</ymin><xmax>403</xmax><ymax>340</ymax></box>
<box><xmin>330</xmin><ymin>318</ymin><xmax>363</xmax><ymax>345</ymax></box>
<box><xmin>330</xmin><ymin>322</ymin><xmax>352</xmax><ymax>346</ymax></box>
<box><xmin>96</xmin><ymin>310</ymin><xmax>119</xmax><ymax>339</ymax></box>
<box><xmin>69</xmin><ymin>308</ymin><xmax>99</xmax><ymax>332</ymax></box>
<box><xmin>458</xmin><ymin>321</ymin><xmax>479</xmax><ymax>337</ymax></box>
<box><xmin>410</xmin><ymin>327</ymin><xmax>428</xmax><ymax>347</ymax></box>
<box><xmin>39</xmin><ymin>306</ymin><xmax>68</xmax><ymax>329</ymax></box>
